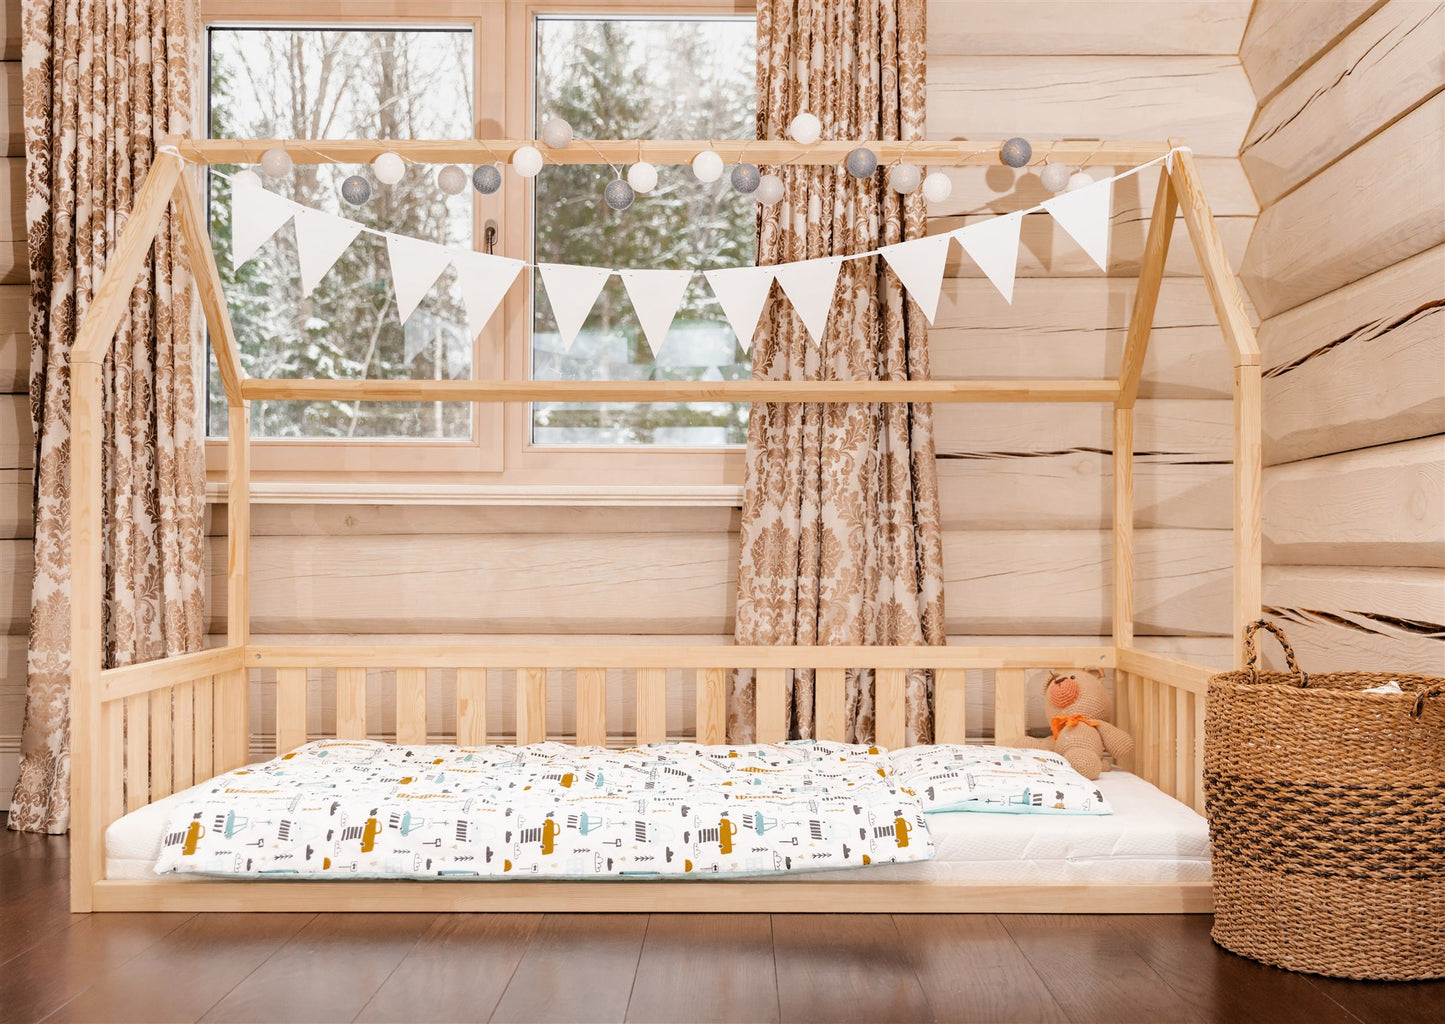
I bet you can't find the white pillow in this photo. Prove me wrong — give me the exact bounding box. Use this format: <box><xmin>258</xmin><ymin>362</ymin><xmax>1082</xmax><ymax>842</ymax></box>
<box><xmin>888</xmin><ymin>744</ymin><xmax>1112</xmax><ymax>815</ymax></box>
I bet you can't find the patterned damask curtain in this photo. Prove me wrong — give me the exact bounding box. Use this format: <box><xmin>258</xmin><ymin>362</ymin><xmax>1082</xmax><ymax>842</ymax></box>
<box><xmin>10</xmin><ymin>0</ymin><xmax>206</xmax><ymax>832</ymax></box>
<box><xmin>729</xmin><ymin>0</ymin><xmax>945</xmax><ymax>744</ymax></box>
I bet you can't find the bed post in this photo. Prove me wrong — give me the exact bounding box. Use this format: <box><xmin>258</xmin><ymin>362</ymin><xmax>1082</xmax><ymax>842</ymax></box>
<box><xmin>1167</xmin><ymin>145</ymin><xmax>1262</xmax><ymax>666</ymax></box>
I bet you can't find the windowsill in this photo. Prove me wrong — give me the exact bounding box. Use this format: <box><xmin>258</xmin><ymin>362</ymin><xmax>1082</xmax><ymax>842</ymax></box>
<box><xmin>203</xmin><ymin>480</ymin><xmax>744</xmax><ymax>507</ymax></box>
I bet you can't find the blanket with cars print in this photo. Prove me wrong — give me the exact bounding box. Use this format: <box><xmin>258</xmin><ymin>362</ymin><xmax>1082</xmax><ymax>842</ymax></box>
<box><xmin>155</xmin><ymin>739</ymin><xmax>936</xmax><ymax>879</ymax></box>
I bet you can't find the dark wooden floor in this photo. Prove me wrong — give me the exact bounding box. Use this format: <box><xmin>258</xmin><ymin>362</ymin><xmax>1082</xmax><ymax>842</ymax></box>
<box><xmin>3</xmin><ymin>814</ymin><xmax>1442</xmax><ymax>1024</ymax></box>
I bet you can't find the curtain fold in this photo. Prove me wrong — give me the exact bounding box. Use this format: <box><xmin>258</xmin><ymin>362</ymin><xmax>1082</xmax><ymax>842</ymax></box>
<box><xmin>729</xmin><ymin>0</ymin><xmax>945</xmax><ymax>745</ymax></box>
<box><xmin>10</xmin><ymin>0</ymin><xmax>205</xmax><ymax>833</ymax></box>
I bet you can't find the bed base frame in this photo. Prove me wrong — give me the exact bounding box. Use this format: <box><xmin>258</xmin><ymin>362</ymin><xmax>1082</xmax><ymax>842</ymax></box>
<box><xmin>67</xmin><ymin>133</ymin><xmax>1260</xmax><ymax>913</ymax></box>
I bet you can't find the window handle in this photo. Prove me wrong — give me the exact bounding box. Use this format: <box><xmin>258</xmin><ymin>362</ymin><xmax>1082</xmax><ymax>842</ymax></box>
<box><xmin>484</xmin><ymin>222</ymin><xmax>498</xmax><ymax>255</ymax></box>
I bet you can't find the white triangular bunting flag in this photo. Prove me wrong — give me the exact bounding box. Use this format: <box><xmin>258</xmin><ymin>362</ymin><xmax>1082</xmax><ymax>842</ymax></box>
<box><xmin>620</xmin><ymin>269</ymin><xmax>694</xmax><ymax>356</ymax></box>
<box><xmin>538</xmin><ymin>263</ymin><xmax>613</xmax><ymax>350</ymax></box>
<box><xmin>703</xmin><ymin>266</ymin><xmax>776</xmax><ymax>352</ymax></box>
<box><xmin>386</xmin><ymin>234</ymin><xmax>456</xmax><ymax>324</ymax></box>
<box><xmin>773</xmin><ymin>256</ymin><xmax>844</xmax><ymax>343</ymax></box>
<box><xmin>879</xmin><ymin>234</ymin><xmax>952</xmax><ymax>325</ymax></box>
<box><xmin>293</xmin><ymin>209</ymin><xmax>364</xmax><ymax>297</ymax></box>
<box><xmin>451</xmin><ymin>250</ymin><xmax>524</xmax><ymax>339</ymax></box>
<box><xmin>953</xmin><ymin>211</ymin><xmax>1023</xmax><ymax>304</ymax></box>
<box><xmin>231</xmin><ymin>187</ymin><xmax>296</xmax><ymax>270</ymax></box>
<box><xmin>1043</xmin><ymin>176</ymin><xmax>1114</xmax><ymax>271</ymax></box>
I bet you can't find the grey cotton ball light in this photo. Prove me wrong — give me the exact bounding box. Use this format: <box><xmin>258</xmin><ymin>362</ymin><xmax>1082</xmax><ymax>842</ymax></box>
<box><xmin>1000</xmin><ymin>137</ymin><xmax>1032</xmax><ymax>168</ymax></box>
<box><xmin>340</xmin><ymin>174</ymin><xmax>372</xmax><ymax>206</ymax></box>
<box><xmin>845</xmin><ymin>146</ymin><xmax>878</xmax><ymax>178</ymax></box>
<box><xmin>260</xmin><ymin>147</ymin><xmax>293</xmax><ymax>178</ymax></box>
<box><xmin>437</xmin><ymin>164</ymin><xmax>468</xmax><ymax>195</ymax></box>
<box><xmin>1040</xmin><ymin>162</ymin><xmax>1072</xmax><ymax>194</ymax></box>
<box><xmin>604</xmin><ymin>178</ymin><xmax>635</xmax><ymax>211</ymax></box>
<box><xmin>472</xmin><ymin>164</ymin><xmax>502</xmax><ymax>195</ymax></box>
<box><xmin>731</xmin><ymin>163</ymin><xmax>761</xmax><ymax>194</ymax></box>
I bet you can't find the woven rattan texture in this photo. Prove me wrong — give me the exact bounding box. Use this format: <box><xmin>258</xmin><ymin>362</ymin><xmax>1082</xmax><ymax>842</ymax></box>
<box><xmin>1204</xmin><ymin>622</ymin><xmax>1444</xmax><ymax>981</ymax></box>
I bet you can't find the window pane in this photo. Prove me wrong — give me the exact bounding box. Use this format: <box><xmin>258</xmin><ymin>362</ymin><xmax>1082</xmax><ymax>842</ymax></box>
<box><xmin>532</xmin><ymin>17</ymin><xmax>756</xmax><ymax>447</ymax></box>
<box><xmin>207</xmin><ymin>28</ymin><xmax>474</xmax><ymax>440</ymax></box>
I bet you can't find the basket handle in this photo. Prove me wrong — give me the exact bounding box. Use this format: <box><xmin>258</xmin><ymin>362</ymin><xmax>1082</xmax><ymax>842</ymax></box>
<box><xmin>1413</xmin><ymin>684</ymin><xmax>1445</xmax><ymax>721</ymax></box>
<box><xmin>1243</xmin><ymin>620</ymin><xmax>1309</xmax><ymax>687</ymax></box>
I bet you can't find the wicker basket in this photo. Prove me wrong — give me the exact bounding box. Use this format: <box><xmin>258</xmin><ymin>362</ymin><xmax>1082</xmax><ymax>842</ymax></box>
<box><xmin>1204</xmin><ymin>620</ymin><xmax>1445</xmax><ymax>981</ymax></box>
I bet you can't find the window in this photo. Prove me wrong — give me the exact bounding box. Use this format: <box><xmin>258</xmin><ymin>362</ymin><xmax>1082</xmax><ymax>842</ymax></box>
<box><xmin>206</xmin><ymin>27</ymin><xmax>475</xmax><ymax>441</ymax></box>
<box><xmin>531</xmin><ymin>16</ymin><xmax>756</xmax><ymax>446</ymax></box>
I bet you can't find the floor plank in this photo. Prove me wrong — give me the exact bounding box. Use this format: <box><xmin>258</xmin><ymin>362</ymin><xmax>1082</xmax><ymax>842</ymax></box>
<box><xmin>0</xmin><ymin>843</ymin><xmax>75</xmax><ymax>961</ymax></box>
<box><xmin>893</xmin><ymin>914</ymin><xmax>1066</xmax><ymax>1024</ymax></box>
<box><xmin>489</xmin><ymin>913</ymin><xmax>649</xmax><ymax>1024</ymax></box>
<box><xmin>626</xmin><ymin>913</ymin><xmax>779</xmax><ymax>1024</ymax></box>
<box><xmin>199</xmin><ymin>912</ymin><xmax>436</xmax><ymax>1023</ymax></box>
<box><xmin>0</xmin><ymin>913</ymin><xmax>193</xmax><ymax>1024</ymax></box>
<box><xmin>1303</xmin><ymin>974</ymin><xmax>1445</xmax><ymax>1024</ymax></box>
<box><xmin>45</xmin><ymin>912</ymin><xmax>316</xmax><ymax>1023</ymax></box>
<box><xmin>0</xmin><ymin>812</ymin><xmax>45</xmax><ymax>858</ymax></box>
<box><xmin>1002</xmin><ymin>914</ymin><xmax>1203</xmax><ymax>1024</ymax></box>
<box><xmin>772</xmin><ymin>913</ymin><xmax>934</xmax><ymax>1024</ymax></box>
<box><xmin>355</xmin><ymin>913</ymin><xmax>544</xmax><ymax>1024</ymax></box>
<box><xmin>1109</xmin><ymin>915</ymin><xmax>1364</xmax><ymax>1024</ymax></box>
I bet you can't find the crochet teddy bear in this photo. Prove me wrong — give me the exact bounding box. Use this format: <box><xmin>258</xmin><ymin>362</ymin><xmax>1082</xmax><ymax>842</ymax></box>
<box><xmin>1018</xmin><ymin>668</ymin><xmax>1134</xmax><ymax>780</ymax></box>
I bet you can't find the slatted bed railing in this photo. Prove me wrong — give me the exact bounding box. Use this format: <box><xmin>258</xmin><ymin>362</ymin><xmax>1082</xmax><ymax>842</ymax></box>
<box><xmin>81</xmin><ymin>641</ymin><xmax>1215</xmax><ymax>914</ymax></box>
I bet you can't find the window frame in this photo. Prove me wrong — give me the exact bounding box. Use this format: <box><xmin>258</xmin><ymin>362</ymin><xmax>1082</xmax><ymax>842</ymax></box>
<box><xmin>200</xmin><ymin>0</ymin><xmax>754</xmax><ymax>498</ymax></box>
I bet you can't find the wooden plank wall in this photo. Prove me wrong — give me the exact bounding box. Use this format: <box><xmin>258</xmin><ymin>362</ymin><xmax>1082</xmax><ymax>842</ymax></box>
<box><xmin>0</xmin><ymin>4</ymin><xmax>1263</xmax><ymax>795</ymax></box>
<box><xmin>1240</xmin><ymin>0</ymin><xmax>1445</xmax><ymax>674</ymax></box>
<box><xmin>1</xmin><ymin>0</ymin><xmax>26</xmax><ymax>804</ymax></box>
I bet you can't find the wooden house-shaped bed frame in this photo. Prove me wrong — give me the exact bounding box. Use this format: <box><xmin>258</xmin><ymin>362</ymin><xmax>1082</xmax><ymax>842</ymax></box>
<box><xmin>67</xmin><ymin>135</ymin><xmax>1259</xmax><ymax>914</ymax></box>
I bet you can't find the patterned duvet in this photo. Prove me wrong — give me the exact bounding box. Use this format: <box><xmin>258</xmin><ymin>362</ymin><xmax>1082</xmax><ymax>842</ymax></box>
<box><xmin>156</xmin><ymin>739</ymin><xmax>935</xmax><ymax>879</ymax></box>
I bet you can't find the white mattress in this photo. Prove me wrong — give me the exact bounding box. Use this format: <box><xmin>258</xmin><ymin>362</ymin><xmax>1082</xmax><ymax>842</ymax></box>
<box><xmin>105</xmin><ymin>768</ymin><xmax>1209</xmax><ymax>885</ymax></box>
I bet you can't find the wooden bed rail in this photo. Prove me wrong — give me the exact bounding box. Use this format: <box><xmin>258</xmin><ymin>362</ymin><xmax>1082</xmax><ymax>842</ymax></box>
<box><xmin>1115</xmin><ymin>647</ymin><xmax>1212</xmax><ymax>814</ymax></box>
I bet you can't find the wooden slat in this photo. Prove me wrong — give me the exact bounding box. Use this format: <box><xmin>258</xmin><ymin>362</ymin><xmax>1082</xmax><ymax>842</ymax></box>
<box><xmin>1128</xmin><ymin>672</ymin><xmax>1146</xmax><ymax>775</ymax></box>
<box><xmin>1112</xmin><ymin>408</ymin><xmax>1135</xmax><ymax>648</ymax></box>
<box><xmin>456</xmin><ymin>668</ymin><xmax>487</xmax><ymax>746</ymax></box>
<box><xmin>753</xmin><ymin>668</ymin><xmax>787</xmax><ymax>745</ymax></box>
<box><xmin>993</xmin><ymin>669</ymin><xmax>1027</xmax><ymax>745</ymax></box>
<box><xmin>336</xmin><ymin>668</ymin><xmax>367</xmax><ymax>741</ymax></box>
<box><xmin>696</xmin><ymin>668</ymin><xmax>726</xmax><ymax>746</ymax></box>
<box><xmin>517</xmin><ymin>668</ymin><xmax>546</xmax><ymax>744</ymax></box>
<box><xmin>576</xmin><ymin>667</ymin><xmax>607</xmax><ymax>746</ymax></box>
<box><xmin>227</xmin><ymin>403</ymin><xmax>250</xmax><ymax>647</ymax></box>
<box><xmin>214</xmin><ymin>668</ymin><xmax>249</xmax><ymax>773</ymax></box>
<box><xmin>1157</xmin><ymin>683</ymin><xmax>1175</xmax><ymax>796</ymax></box>
<box><xmin>1175</xmin><ymin>689</ymin><xmax>1192</xmax><ymax>808</ymax></box>
<box><xmin>1243</xmin><ymin>1</ymin><xmax>1445</xmax><ymax>206</ymax></box>
<box><xmin>395</xmin><ymin>667</ymin><xmax>428</xmax><ymax>744</ymax></box>
<box><xmin>179</xmin><ymin>136</ymin><xmax>1171</xmax><ymax>167</ymax></box>
<box><xmin>172</xmin><ymin>681</ymin><xmax>194</xmax><ymax>791</ymax></box>
<box><xmin>815</xmin><ymin>668</ymin><xmax>846</xmax><ymax>743</ymax></box>
<box><xmin>124</xmin><ymin>693</ymin><xmax>149</xmax><ymax>813</ymax></box>
<box><xmin>933</xmin><ymin>669</ymin><xmax>967</xmax><ymax>744</ymax></box>
<box><xmin>874</xmin><ymin>668</ymin><xmax>906</xmax><ymax>750</ymax></box>
<box><xmin>276</xmin><ymin>668</ymin><xmax>308</xmax><ymax>754</ymax></box>
<box><xmin>241</xmin><ymin>377</ymin><xmax>1120</xmax><ymax>405</ymax></box>
<box><xmin>1241</xmin><ymin>95</ymin><xmax>1445</xmax><ymax>319</ymax></box>
<box><xmin>635</xmin><ymin>668</ymin><xmax>667</xmax><ymax>745</ymax></box>
<box><xmin>149</xmin><ymin>687</ymin><xmax>173</xmax><ymax>800</ymax></box>
<box><xmin>172</xmin><ymin>170</ymin><xmax>245</xmax><ymax>402</ymax></box>
<box><xmin>194</xmin><ymin>676</ymin><xmax>214</xmax><ymax>780</ymax></box>
<box><xmin>1193</xmin><ymin>692</ymin><xmax>1207</xmax><ymax>815</ymax></box>
<box><xmin>1117</xmin><ymin>170</ymin><xmax>1178</xmax><ymax>405</ymax></box>
<box><xmin>99</xmin><ymin>646</ymin><xmax>246</xmax><ymax>702</ymax></box>
<box><xmin>102</xmin><ymin>701</ymin><xmax>124</xmax><ymax>825</ymax></box>
<box><xmin>1113</xmin><ymin>671</ymin><xmax>1131</xmax><ymax>741</ymax></box>
<box><xmin>1234</xmin><ymin>364</ymin><xmax>1263</xmax><ymax>663</ymax></box>
<box><xmin>1142</xmin><ymin>681</ymin><xmax>1161</xmax><ymax>784</ymax></box>
<box><xmin>1241</xmin><ymin>0</ymin><xmax>1379</xmax><ymax>99</ymax></box>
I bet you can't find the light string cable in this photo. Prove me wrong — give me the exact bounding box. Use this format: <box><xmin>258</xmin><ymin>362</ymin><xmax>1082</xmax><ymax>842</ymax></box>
<box><xmin>161</xmin><ymin>141</ymin><xmax>1193</xmax><ymax>274</ymax></box>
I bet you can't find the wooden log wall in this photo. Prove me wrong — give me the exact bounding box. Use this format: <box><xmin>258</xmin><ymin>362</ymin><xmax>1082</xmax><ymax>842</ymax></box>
<box><xmin>1240</xmin><ymin>0</ymin><xmax>1445</xmax><ymax>674</ymax></box>
<box><xmin>1</xmin><ymin>3</ymin><xmax>1265</xmax><ymax>800</ymax></box>
<box><xmin>1</xmin><ymin>0</ymin><xmax>26</xmax><ymax>803</ymax></box>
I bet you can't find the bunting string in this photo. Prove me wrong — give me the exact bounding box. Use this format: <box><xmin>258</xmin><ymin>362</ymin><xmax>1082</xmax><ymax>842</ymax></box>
<box><xmin>198</xmin><ymin>145</ymin><xmax>1192</xmax><ymax>351</ymax></box>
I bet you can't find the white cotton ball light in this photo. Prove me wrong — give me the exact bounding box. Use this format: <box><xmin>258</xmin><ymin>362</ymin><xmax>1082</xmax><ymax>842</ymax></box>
<box><xmin>692</xmin><ymin>150</ymin><xmax>724</xmax><ymax>183</ymax></box>
<box><xmin>511</xmin><ymin>145</ymin><xmax>544</xmax><ymax>178</ymax></box>
<box><xmin>260</xmin><ymin>147</ymin><xmax>293</xmax><ymax>178</ymax></box>
<box><xmin>921</xmin><ymin>171</ymin><xmax>952</xmax><ymax>204</ymax></box>
<box><xmin>541</xmin><ymin>118</ymin><xmax>573</xmax><ymax>149</ymax></box>
<box><xmin>1067</xmin><ymin>170</ymin><xmax>1094</xmax><ymax>191</ymax></box>
<box><xmin>754</xmin><ymin>173</ymin><xmax>785</xmax><ymax>206</ymax></box>
<box><xmin>788</xmin><ymin>111</ymin><xmax>821</xmax><ymax>145</ymax></box>
<box><xmin>437</xmin><ymin>164</ymin><xmax>468</xmax><ymax>195</ymax></box>
<box><xmin>373</xmin><ymin>152</ymin><xmax>405</xmax><ymax>185</ymax></box>
<box><xmin>627</xmin><ymin>161</ymin><xmax>658</xmax><ymax>194</ymax></box>
<box><xmin>1040</xmin><ymin>162</ymin><xmax>1072</xmax><ymax>194</ymax></box>
<box><xmin>232</xmin><ymin>169</ymin><xmax>263</xmax><ymax>191</ymax></box>
<box><xmin>889</xmin><ymin>162</ymin><xmax>922</xmax><ymax>194</ymax></box>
